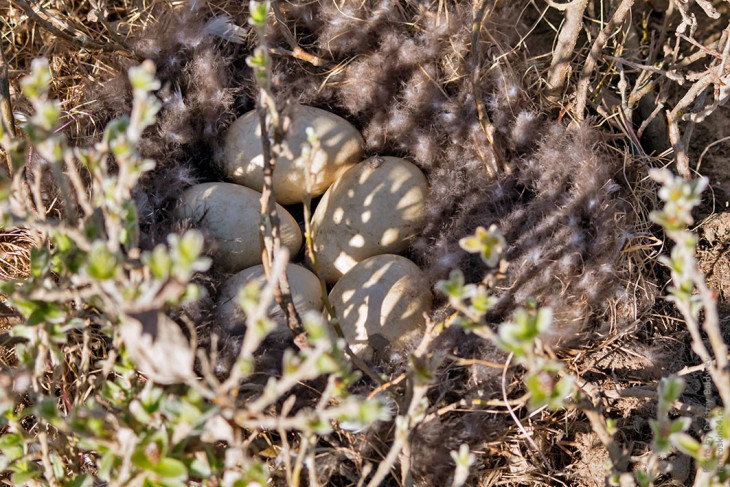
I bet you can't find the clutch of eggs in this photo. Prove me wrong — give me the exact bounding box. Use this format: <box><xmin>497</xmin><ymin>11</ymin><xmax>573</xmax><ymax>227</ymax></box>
<box><xmin>177</xmin><ymin>104</ymin><xmax>432</xmax><ymax>358</ymax></box>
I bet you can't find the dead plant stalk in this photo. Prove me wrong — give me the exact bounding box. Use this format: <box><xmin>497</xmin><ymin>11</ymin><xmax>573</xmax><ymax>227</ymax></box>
<box><xmin>574</xmin><ymin>0</ymin><xmax>635</xmax><ymax>120</ymax></box>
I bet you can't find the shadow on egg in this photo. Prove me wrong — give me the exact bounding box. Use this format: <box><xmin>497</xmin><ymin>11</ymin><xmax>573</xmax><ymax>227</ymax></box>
<box><xmin>328</xmin><ymin>254</ymin><xmax>432</xmax><ymax>360</ymax></box>
<box><xmin>311</xmin><ymin>157</ymin><xmax>428</xmax><ymax>283</ymax></box>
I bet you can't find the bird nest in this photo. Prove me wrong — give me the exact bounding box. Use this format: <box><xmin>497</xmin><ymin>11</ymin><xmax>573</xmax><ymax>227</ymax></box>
<box><xmin>2</xmin><ymin>0</ymin><xmax>725</xmax><ymax>484</ymax></box>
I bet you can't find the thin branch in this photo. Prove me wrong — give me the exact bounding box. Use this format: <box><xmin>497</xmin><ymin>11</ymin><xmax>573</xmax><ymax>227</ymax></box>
<box><xmin>471</xmin><ymin>0</ymin><xmax>503</xmax><ymax>176</ymax></box>
<box><xmin>0</xmin><ymin>43</ymin><xmax>16</xmax><ymax>178</ymax></box>
<box><xmin>14</xmin><ymin>0</ymin><xmax>117</xmax><ymax>52</ymax></box>
<box><xmin>574</xmin><ymin>0</ymin><xmax>635</xmax><ymax>120</ymax></box>
<box><xmin>270</xmin><ymin>0</ymin><xmax>331</xmax><ymax>67</ymax></box>
<box><xmin>546</xmin><ymin>0</ymin><xmax>589</xmax><ymax>97</ymax></box>
<box><xmin>255</xmin><ymin>102</ymin><xmax>304</xmax><ymax>337</ymax></box>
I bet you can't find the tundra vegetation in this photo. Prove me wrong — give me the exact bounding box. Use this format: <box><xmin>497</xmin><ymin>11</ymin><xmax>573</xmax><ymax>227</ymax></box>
<box><xmin>0</xmin><ymin>0</ymin><xmax>729</xmax><ymax>486</ymax></box>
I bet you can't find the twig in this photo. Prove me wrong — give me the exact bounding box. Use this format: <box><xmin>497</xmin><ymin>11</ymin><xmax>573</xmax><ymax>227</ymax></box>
<box><xmin>268</xmin><ymin>47</ymin><xmax>332</xmax><ymax>67</ymax></box>
<box><xmin>501</xmin><ymin>353</ymin><xmax>554</xmax><ymax>471</ymax></box>
<box><xmin>38</xmin><ymin>431</ymin><xmax>60</xmax><ymax>487</ymax></box>
<box><xmin>471</xmin><ymin>0</ymin><xmax>503</xmax><ymax>176</ymax></box>
<box><xmin>269</xmin><ymin>0</ymin><xmax>331</xmax><ymax>67</ymax></box>
<box><xmin>578</xmin><ymin>399</ymin><xmax>630</xmax><ymax>471</ymax></box>
<box><xmin>0</xmin><ymin>43</ymin><xmax>16</xmax><ymax>178</ymax></box>
<box><xmin>697</xmin><ymin>134</ymin><xmax>730</xmax><ymax>172</ymax></box>
<box><xmin>13</xmin><ymin>0</ymin><xmax>119</xmax><ymax>53</ymax></box>
<box><xmin>255</xmin><ymin>104</ymin><xmax>304</xmax><ymax>337</ymax></box>
<box><xmin>666</xmin><ymin>110</ymin><xmax>690</xmax><ymax>178</ymax></box>
<box><xmin>574</xmin><ymin>0</ymin><xmax>635</xmax><ymax>120</ymax></box>
<box><xmin>546</xmin><ymin>0</ymin><xmax>589</xmax><ymax>98</ymax></box>
<box><xmin>686</xmin><ymin>266</ymin><xmax>730</xmax><ymax>408</ymax></box>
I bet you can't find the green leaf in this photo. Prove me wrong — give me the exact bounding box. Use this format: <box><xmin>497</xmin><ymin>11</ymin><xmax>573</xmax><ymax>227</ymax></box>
<box><xmin>120</xmin><ymin>201</ymin><xmax>139</xmax><ymax>248</ymax></box>
<box><xmin>65</xmin><ymin>475</ymin><xmax>94</xmax><ymax>487</ymax></box>
<box><xmin>470</xmin><ymin>291</ymin><xmax>495</xmax><ymax>315</ymax></box>
<box><xmin>0</xmin><ymin>432</ymin><xmax>23</xmax><ymax>449</ymax></box>
<box><xmin>248</xmin><ymin>1</ymin><xmax>270</xmax><ymax>27</ymax></box>
<box><xmin>458</xmin><ymin>224</ymin><xmax>506</xmax><ymax>267</ymax></box>
<box><xmin>177</xmin><ymin>230</ymin><xmax>204</xmax><ymax>265</ymax></box>
<box><xmin>102</xmin><ymin>117</ymin><xmax>130</xmax><ymax>147</ymax></box>
<box><xmin>303</xmin><ymin>311</ymin><xmax>328</xmax><ymax>343</ymax></box>
<box><xmin>37</xmin><ymin>399</ymin><xmax>60</xmax><ymax>424</ymax></box>
<box><xmin>185</xmin><ymin>455</ymin><xmax>212</xmax><ymax>478</ymax></box>
<box><xmin>144</xmin><ymin>245</ymin><xmax>172</xmax><ymax>280</ymax></box>
<box><xmin>307</xmin><ymin>417</ymin><xmax>333</xmax><ymax>435</ymax></box>
<box><xmin>237</xmin><ymin>281</ymin><xmax>262</xmax><ymax>315</ymax></box>
<box><xmin>50</xmin><ymin>452</ymin><xmax>65</xmax><ymax>481</ymax></box>
<box><xmin>128</xmin><ymin>60</ymin><xmax>161</xmax><ymax>93</ymax></box>
<box><xmin>32</xmin><ymin>99</ymin><xmax>61</xmax><ymax>131</ymax></box>
<box><xmin>238</xmin><ymin>461</ymin><xmax>269</xmax><ymax>486</ymax></box>
<box><xmin>668</xmin><ymin>417</ymin><xmax>691</xmax><ymax>435</ymax></box>
<box><xmin>435</xmin><ymin>269</ymin><xmax>468</xmax><ymax>299</ymax></box>
<box><xmin>20</xmin><ymin>58</ymin><xmax>51</xmax><ymax>99</ymax></box>
<box><xmin>98</xmin><ymin>451</ymin><xmax>117</xmax><ymax>480</ymax></box>
<box><xmin>85</xmin><ymin>241</ymin><xmax>118</xmax><ymax>280</ymax></box>
<box><xmin>672</xmin><ymin>433</ymin><xmax>701</xmax><ymax>458</ymax></box>
<box><xmin>14</xmin><ymin>300</ymin><xmax>66</xmax><ymax>326</ymax></box>
<box><xmin>634</xmin><ymin>469</ymin><xmax>653</xmax><ymax>487</ymax></box>
<box><xmin>338</xmin><ymin>398</ymin><xmax>392</xmax><ymax>431</ymax></box>
<box><xmin>11</xmin><ymin>468</ymin><xmax>40</xmax><ymax>485</ymax></box>
<box><xmin>316</xmin><ymin>353</ymin><xmax>339</xmax><ymax>374</ymax></box>
<box><xmin>496</xmin><ymin>306</ymin><xmax>552</xmax><ymax>357</ymax></box>
<box><xmin>151</xmin><ymin>458</ymin><xmax>188</xmax><ymax>480</ymax></box>
<box><xmin>658</xmin><ymin>376</ymin><xmax>685</xmax><ymax>413</ymax></box>
<box><xmin>246</xmin><ymin>48</ymin><xmax>269</xmax><ymax>71</ymax></box>
<box><xmin>649</xmin><ymin>419</ymin><xmax>672</xmax><ymax>455</ymax></box>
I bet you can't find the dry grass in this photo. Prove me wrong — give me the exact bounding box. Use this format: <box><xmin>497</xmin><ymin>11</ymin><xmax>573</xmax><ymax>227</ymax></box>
<box><xmin>1</xmin><ymin>0</ymin><xmax>729</xmax><ymax>485</ymax></box>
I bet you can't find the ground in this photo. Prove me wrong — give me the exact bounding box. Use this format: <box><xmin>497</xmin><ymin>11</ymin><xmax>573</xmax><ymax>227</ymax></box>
<box><xmin>0</xmin><ymin>0</ymin><xmax>729</xmax><ymax>485</ymax></box>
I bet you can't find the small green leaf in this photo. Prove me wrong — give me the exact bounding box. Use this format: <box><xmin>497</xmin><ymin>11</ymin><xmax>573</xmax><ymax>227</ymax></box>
<box><xmin>436</xmin><ymin>270</ymin><xmax>470</xmax><ymax>300</ymax></box>
<box><xmin>238</xmin><ymin>461</ymin><xmax>269</xmax><ymax>486</ymax></box>
<box><xmin>151</xmin><ymin>458</ymin><xmax>188</xmax><ymax>480</ymax></box>
<box><xmin>658</xmin><ymin>376</ymin><xmax>685</xmax><ymax>414</ymax></box>
<box><xmin>31</xmin><ymin>99</ymin><xmax>61</xmax><ymax>131</ymax></box>
<box><xmin>102</xmin><ymin>117</ymin><xmax>130</xmax><ymax>147</ymax></box>
<box><xmin>85</xmin><ymin>241</ymin><xmax>118</xmax><ymax>280</ymax></box>
<box><xmin>20</xmin><ymin>58</ymin><xmax>51</xmax><ymax>99</ymax></box>
<box><xmin>11</xmin><ymin>468</ymin><xmax>40</xmax><ymax>485</ymax></box>
<box><xmin>128</xmin><ymin>60</ymin><xmax>161</xmax><ymax>93</ymax></box>
<box><xmin>65</xmin><ymin>475</ymin><xmax>94</xmax><ymax>487</ymax></box>
<box><xmin>185</xmin><ymin>455</ymin><xmax>212</xmax><ymax>478</ymax></box>
<box><xmin>144</xmin><ymin>245</ymin><xmax>172</xmax><ymax>280</ymax></box>
<box><xmin>672</xmin><ymin>433</ymin><xmax>701</xmax><ymax>458</ymax></box>
<box><xmin>668</xmin><ymin>417</ymin><xmax>691</xmax><ymax>435</ymax></box>
<box><xmin>0</xmin><ymin>433</ymin><xmax>23</xmax><ymax>449</ymax></box>
<box><xmin>303</xmin><ymin>311</ymin><xmax>328</xmax><ymax>343</ymax></box>
<box><xmin>30</xmin><ymin>247</ymin><xmax>51</xmax><ymax>277</ymax></box>
<box><xmin>248</xmin><ymin>1</ymin><xmax>270</xmax><ymax>27</ymax></box>
<box><xmin>50</xmin><ymin>452</ymin><xmax>65</xmax><ymax>481</ymax></box>
<box><xmin>237</xmin><ymin>281</ymin><xmax>262</xmax><ymax>315</ymax></box>
<box><xmin>316</xmin><ymin>353</ymin><xmax>339</xmax><ymax>374</ymax></box>
<box><xmin>458</xmin><ymin>224</ymin><xmax>506</xmax><ymax>267</ymax></box>
<box><xmin>634</xmin><ymin>469</ymin><xmax>653</xmax><ymax>487</ymax></box>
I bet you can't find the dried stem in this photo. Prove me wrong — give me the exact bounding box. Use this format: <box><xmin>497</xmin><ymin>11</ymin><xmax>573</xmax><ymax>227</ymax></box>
<box><xmin>255</xmin><ymin>104</ymin><xmax>303</xmax><ymax>337</ymax></box>
<box><xmin>270</xmin><ymin>0</ymin><xmax>331</xmax><ymax>67</ymax></box>
<box><xmin>471</xmin><ymin>0</ymin><xmax>503</xmax><ymax>176</ymax></box>
<box><xmin>38</xmin><ymin>431</ymin><xmax>60</xmax><ymax>487</ymax></box>
<box><xmin>0</xmin><ymin>44</ymin><xmax>16</xmax><ymax>178</ymax></box>
<box><xmin>574</xmin><ymin>0</ymin><xmax>635</xmax><ymax>120</ymax></box>
<box><xmin>546</xmin><ymin>0</ymin><xmax>589</xmax><ymax>98</ymax></box>
<box><xmin>13</xmin><ymin>0</ymin><xmax>123</xmax><ymax>53</ymax></box>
